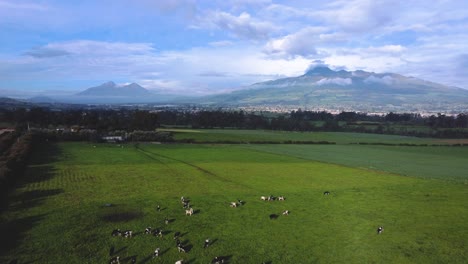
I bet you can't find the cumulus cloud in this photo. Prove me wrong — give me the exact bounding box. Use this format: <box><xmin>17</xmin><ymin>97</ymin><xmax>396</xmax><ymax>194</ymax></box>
<box><xmin>199</xmin><ymin>11</ymin><xmax>276</xmax><ymax>40</ymax></box>
<box><xmin>264</xmin><ymin>27</ymin><xmax>338</xmax><ymax>58</ymax></box>
<box><xmin>318</xmin><ymin>0</ymin><xmax>399</xmax><ymax>32</ymax></box>
<box><xmin>316</xmin><ymin>77</ymin><xmax>352</xmax><ymax>86</ymax></box>
<box><xmin>364</xmin><ymin>75</ymin><xmax>395</xmax><ymax>85</ymax></box>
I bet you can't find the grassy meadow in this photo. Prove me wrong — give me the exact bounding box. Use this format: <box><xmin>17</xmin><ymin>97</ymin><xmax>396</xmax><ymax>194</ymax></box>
<box><xmin>1</xmin><ymin>135</ymin><xmax>467</xmax><ymax>263</ymax></box>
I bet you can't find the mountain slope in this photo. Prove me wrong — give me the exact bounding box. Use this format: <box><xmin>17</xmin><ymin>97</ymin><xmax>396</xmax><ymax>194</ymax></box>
<box><xmin>202</xmin><ymin>66</ymin><xmax>468</xmax><ymax>112</ymax></box>
<box><xmin>77</xmin><ymin>81</ymin><xmax>152</xmax><ymax>97</ymax></box>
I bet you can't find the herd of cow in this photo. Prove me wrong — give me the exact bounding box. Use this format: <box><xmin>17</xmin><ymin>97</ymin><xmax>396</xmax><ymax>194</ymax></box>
<box><xmin>108</xmin><ymin>192</ymin><xmax>383</xmax><ymax>263</ymax></box>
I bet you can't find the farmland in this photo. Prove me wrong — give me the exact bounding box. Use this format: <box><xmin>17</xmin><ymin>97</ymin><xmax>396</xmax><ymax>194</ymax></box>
<box><xmin>1</xmin><ymin>138</ymin><xmax>467</xmax><ymax>263</ymax></box>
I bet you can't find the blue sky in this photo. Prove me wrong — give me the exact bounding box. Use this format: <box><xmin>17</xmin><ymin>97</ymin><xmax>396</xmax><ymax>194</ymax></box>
<box><xmin>1</xmin><ymin>0</ymin><xmax>467</xmax><ymax>97</ymax></box>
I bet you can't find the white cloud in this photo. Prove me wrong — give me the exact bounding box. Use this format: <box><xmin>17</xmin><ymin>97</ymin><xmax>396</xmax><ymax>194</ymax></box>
<box><xmin>199</xmin><ymin>11</ymin><xmax>277</xmax><ymax>39</ymax></box>
<box><xmin>364</xmin><ymin>75</ymin><xmax>395</xmax><ymax>85</ymax></box>
<box><xmin>318</xmin><ymin>0</ymin><xmax>399</xmax><ymax>32</ymax></box>
<box><xmin>264</xmin><ymin>27</ymin><xmax>340</xmax><ymax>58</ymax></box>
<box><xmin>316</xmin><ymin>77</ymin><xmax>352</xmax><ymax>86</ymax></box>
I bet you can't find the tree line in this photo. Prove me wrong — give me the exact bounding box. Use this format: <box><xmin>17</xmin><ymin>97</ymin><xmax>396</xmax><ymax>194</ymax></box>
<box><xmin>1</xmin><ymin>108</ymin><xmax>467</xmax><ymax>138</ymax></box>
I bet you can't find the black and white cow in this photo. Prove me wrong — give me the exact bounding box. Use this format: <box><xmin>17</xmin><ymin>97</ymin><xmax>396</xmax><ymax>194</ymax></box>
<box><xmin>278</xmin><ymin>196</ymin><xmax>285</xmax><ymax>201</ymax></box>
<box><xmin>123</xmin><ymin>230</ymin><xmax>133</xmax><ymax>238</ymax></box>
<box><xmin>211</xmin><ymin>256</ymin><xmax>226</xmax><ymax>264</ymax></box>
<box><xmin>230</xmin><ymin>202</ymin><xmax>237</xmax><ymax>208</ymax></box>
<box><xmin>174</xmin><ymin>231</ymin><xmax>181</xmax><ymax>240</ymax></box>
<box><xmin>377</xmin><ymin>226</ymin><xmax>384</xmax><ymax>234</ymax></box>
<box><xmin>177</xmin><ymin>245</ymin><xmax>187</xmax><ymax>253</ymax></box>
<box><xmin>109</xmin><ymin>256</ymin><xmax>120</xmax><ymax>264</ymax></box>
<box><xmin>153</xmin><ymin>248</ymin><xmax>160</xmax><ymax>258</ymax></box>
<box><xmin>269</xmin><ymin>214</ymin><xmax>279</xmax><ymax>220</ymax></box>
<box><xmin>111</xmin><ymin>229</ymin><xmax>121</xmax><ymax>236</ymax></box>
<box><xmin>204</xmin><ymin>238</ymin><xmax>210</xmax><ymax>248</ymax></box>
<box><xmin>323</xmin><ymin>191</ymin><xmax>330</xmax><ymax>195</ymax></box>
<box><xmin>144</xmin><ymin>227</ymin><xmax>152</xmax><ymax>234</ymax></box>
<box><xmin>165</xmin><ymin>217</ymin><xmax>169</xmax><ymax>225</ymax></box>
<box><xmin>185</xmin><ymin>208</ymin><xmax>194</xmax><ymax>216</ymax></box>
<box><xmin>282</xmin><ymin>210</ymin><xmax>289</xmax><ymax>215</ymax></box>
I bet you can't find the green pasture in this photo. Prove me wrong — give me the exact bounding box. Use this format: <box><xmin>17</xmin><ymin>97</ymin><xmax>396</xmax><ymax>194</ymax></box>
<box><xmin>159</xmin><ymin>129</ymin><xmax>443</xmax><ymax>145</ymax></box>
<box><xmin>0</xmin><ymin>142</ymin><xmax>467</xmax><ymax>263</ymax></box>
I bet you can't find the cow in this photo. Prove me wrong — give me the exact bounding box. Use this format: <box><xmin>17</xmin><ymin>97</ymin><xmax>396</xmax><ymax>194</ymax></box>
<box><xmin>278</xmin><ymin>196</ymin><xmax>285</xmax><ymax>201</ymax></box>
<box><xmin>230</xmin><ymin>202</ymin><xmax>237</xmax><ymax>208</ymax></box>
<box><xmin>177</xmin><ymin>245</ymin><xmax>187</xmax><ymax>253</ymax></box>
<box><xmin>111</xmin><ymin>229</ymin><xmax>121</xmax><ymax>236</ymax></box>
<box><xmin>282</xmin><ymin>210</ymin><xmax>289</xmax><ymax>215</ymax></box>
<box><xmin>237</xmin><ymin>199</ymin><xmax>244</xmax><ymax>205</ymax></box>
<box><xmin>211</xmin><ymin>256</ymin><xmax>226</xmax><ymax>264</ymax></box>
<box><xmin>183</xmin><ymin>201</ymin><xmax>190</xmax><ymax>208</ymax></box>
<box><xmin>185</xmin><ymin>208</ymin><xmax>194</xmax><ymax>216</ymax></box>
<box><xmin>144</xmin><ymin>227</ymin><xmax>152</xmax><ymax>234</ymax></box>
<box><xmin>323</xmin><ymin>191</ymin><xmax>330</xmax><ymax>195</ymax></box>
<box><xmin>175</xmin><ymin>260</ymin><xmax>184</xmax><ymax>264</ymax></box>
<box><xmin>377</xmin><ymin>226</ymin><xmax>384</xmax><ymax>234</ymax></box>
<box><xmin>123</xmin><ymin>230</ymin><xmax>133</xmax><ymax>238</ymax></box>
<box><xmin>261</xmin><ymin>196</ymin><xmax>267</xmax><ymax>201</ymax></box>
<box><xmin>176</xmin><ymin>239</ymin><xmax>182</xmax><ymax>247</ymax></box>
<box><xmin>174</xmin><ymin>231</ymin><xmax>181</xmax><ymax>240</ymax></box>
<box><xmin>204</xmin><ymin>238</ymin><xmax>210</xmax><ymax>248</ymax></box>
<box><xmin>268</xmin><ymin>195</ymin><xmax>275</xmax><ymax>201</ymax></box>
<box><xmin>156</xmin><ymin>205</ymin><xmax>161</xmax><ymax>212</ymax></box>
<box><xmin>269</xmin><ymin>214</ymin><xmax>279</xmax><ymax>220</ymax></box>
<box><xmin>109</xmin><ymin>256</ymin><xmax>120</xmax><ymax>264</ymax></box>
<box><xmin>165</xmin><ymin>217</ymin><xmax>169</xmax><ymax>225</ymax></box>
<box><xmin>153</xmin><ymin>248</ymin><xmax>160</xmax><ymax>258</ymax></box>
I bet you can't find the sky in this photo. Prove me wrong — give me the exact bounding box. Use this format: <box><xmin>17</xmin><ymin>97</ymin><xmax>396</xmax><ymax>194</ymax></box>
<box><xmin>0</xmin><ymin>0</ymin><xmax>467</xmax><ymax>97</ymax></box>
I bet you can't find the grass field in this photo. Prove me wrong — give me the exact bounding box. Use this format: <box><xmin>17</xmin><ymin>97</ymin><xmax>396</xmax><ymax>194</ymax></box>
<box><xmin>159</xmin><ymin>129</ymin><xmax>452</xmax><ymax>145</ymax></box>
<box><xmin>1</xmin><ymin>141</ymin><xmax>467</xmax><ymax>263</ymax></box>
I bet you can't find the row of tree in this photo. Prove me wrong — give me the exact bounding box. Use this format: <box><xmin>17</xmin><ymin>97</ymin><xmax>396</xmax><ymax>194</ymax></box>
<box><xmin>1</xmin><ymin>108</ymin><xmax>467</xmax><ymax>137</ymax></box>
<box><xmin>0</xmin><ymin>132</ymin><xmax>35</xmax><ymax>203</ymax></box>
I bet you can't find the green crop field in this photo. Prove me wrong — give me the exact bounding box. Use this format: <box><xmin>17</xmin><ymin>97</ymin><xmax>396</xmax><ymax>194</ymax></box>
<box><xmin>1</xmin><ymin>141</ymin><xmax>467</xmax><ymax>263</ymax></box>
<box><xmin>159</xmin><ymin>128</ymin><xmax>453</xmax><ymax>145</ymax></box>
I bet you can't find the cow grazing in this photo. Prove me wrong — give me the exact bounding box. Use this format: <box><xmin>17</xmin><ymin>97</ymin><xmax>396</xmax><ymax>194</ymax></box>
<box><xmin>278</xmin><ymin>196</ymin><xmax>285</xmax><ymax>201</ymax></box>
<box><xmin>268</xmin><ymin>195</ymin><xmax>275</xmax><ymax>201</ymax></box>
<box><xmin>111</xmin><ymin>229</ymin><xmax>121</xmax><ymax>236</ymax></box>
<box><xmin>144</xmin><ymin>227</ymin><xmax>152</xmax><ymax>234</ymax></box>
<box><xmin>230</xmin><ymin>202</ymin><xmax>237</xmax><ymax>208</ymax></box>
<box><xmin>204</xmin><ymin>238</ymin><xmax>210</xmax><ymax>248</ymax></box>
<box><xmin>282</xmin><ymin>210</ymin><xmax>289</xmax><ymax>215</ymax></box>
<box><xmin>183</xmin><ymin>201</ymin><xmax>190</xmax><ymax>209</ymax></box>
<box><xmin>261</xmin><ymin>196</ymin><xmax>267</xmax><ymax>201</ymax></box>
<box><xmin>153</xmin><ymin>248</ymin><xmax>160</xmax><ymax>258</ymax></box>
<box><xmin>211</xmin><ymin>256</ymin><xmax>226</xmax><ymax>264</ymax></box>
<box><xmin>237</xmin><ymin>199</ymin><xmax>244</xmax><ymax>205</ymax></box>
<box><xmin>323</xmin><ymin>191</ymin><xmax>330</xmax><ymax>195</ymax></box>
<box><xmin>109</xmin><ymin>256</ymin><xmax>120</xmax><ymax>264</ymax></box>
<box><xmin>123</xmin><ymin>230</ymin><xmax>133</xmax><ymax>238</ymax></box>
<box><xmin>153</xmin><ymin>228</ymin><xmax>162</xmax><ymax>237</ymax></box>
<box><xmin>165</xmin><ymin>217</ymin><xmax>169</xmax><ymax>225</ymax></box>
<box><xmin>176</xmin><ymin>239</ymin><xmax>182</xmax><ymax>247</ymax></box>
<box><xmin>269</xmin><ymin>214</ymin><xmax>279</xmax><ymax>220</ymax></box>
<box><xmin>157</xmin><ymin>205</ymin><xmax>161</xmax><ymax>211</ymax></box>
<box><xmin>377</xmin><ymin>226</ymin><xmax>384</xmax><ymax>234</ymax></box>
<box><xmin>177</xmin><ymin>245</ymin><xmax>187</xmax><ymax>253</ymax></box>
<box><xmin>174</xmin><ymin>231</ymin><xmax>181</xmax><ymax>240</ymax></box>
<box><xmin>185</xmin><ymin>208</ymin><xmax>194</xmax><ymax>216</ymax></box>
<box><xmin>175</xmin><ymin>260</ymin><xmax>184</xmax><ymax>264</ymax></box>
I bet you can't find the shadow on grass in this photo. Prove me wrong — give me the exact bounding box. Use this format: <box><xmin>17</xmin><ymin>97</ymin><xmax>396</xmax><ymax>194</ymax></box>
<box><xmin>0</xmin><ymin>214</ymin><xmax>47</xmax><ymax>256</ymax></box>
<box><xmin>100</xmin><ymin>206</ymin><xmax>144</xmax><ymax>223</ymax></box>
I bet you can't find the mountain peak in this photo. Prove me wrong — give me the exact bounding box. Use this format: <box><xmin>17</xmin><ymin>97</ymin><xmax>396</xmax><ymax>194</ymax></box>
<box><xmin>304</xmin><ymin>66</ymin><xmax>336</xmax><ymax>76</ymax></box>
<box><xmin>77</xmin><ymin>81</ymin><xmax>152</xmax><ymax>97</ymax></box>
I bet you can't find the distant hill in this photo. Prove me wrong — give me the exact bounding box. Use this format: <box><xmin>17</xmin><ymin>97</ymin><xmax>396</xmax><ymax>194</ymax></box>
<box><xmin>28</xmin><ymin>96</ymin><xmax>58</xmax><ymax>103</ymax></box>
<box><xmin>77</xmin><ymin>81</ymin><xmax>152</xmax><ymax>97</ymax></box>
<box><xmin>201</xmin><ymin>66</ymin><xmax>468</xmax><ymax>112</ymax></box>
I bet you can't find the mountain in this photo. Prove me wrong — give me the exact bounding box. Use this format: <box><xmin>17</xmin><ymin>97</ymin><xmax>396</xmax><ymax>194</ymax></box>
<box><xmin>201</xmin><ymin>66</ymin><xmax>468</xmax><ymax>112</ymax></box>
<box><xmin>77</xmin><ymin>81</ymin><xmax>152</xmax><ymax>97</ymax></box>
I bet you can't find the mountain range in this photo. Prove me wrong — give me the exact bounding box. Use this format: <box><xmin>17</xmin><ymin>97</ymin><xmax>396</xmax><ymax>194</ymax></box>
<box><xmin>76</xmin><ymin>81</ymin><xmax>152</xmax><ymax>97</ymax></box>
<box><xmin>2</xmin><ymin>67</ymin><xmax>468</xmax><ymax>112</ymax></box>
<box><xmin>201</xmin><ymin>66</ymin><xmax>468</xmax><ymax>112</ymax></box>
